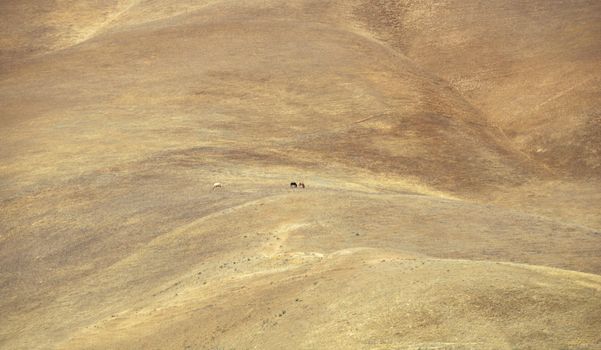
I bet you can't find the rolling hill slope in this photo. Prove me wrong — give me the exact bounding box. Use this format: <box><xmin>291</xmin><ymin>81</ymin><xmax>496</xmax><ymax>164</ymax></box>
<box><xmin>1</xmin><ymin>0</ymin><xmax>600</xmax><ymax>349</ymax></box>
<box><xmin>355</xmin><ymin>0</ymin><xmax>601</xmax><ymax>177</ymax></box>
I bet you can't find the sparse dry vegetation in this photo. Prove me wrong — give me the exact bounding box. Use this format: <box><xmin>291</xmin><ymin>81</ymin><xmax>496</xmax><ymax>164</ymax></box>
<box><xmin>1</xmin><ymin>1</ymin><xmax>600</xmax><ymax>349</ymax></box>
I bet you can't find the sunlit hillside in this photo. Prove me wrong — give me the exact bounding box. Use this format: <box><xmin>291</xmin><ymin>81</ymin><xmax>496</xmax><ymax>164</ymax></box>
<box><xmin>1</xmin><ymin>1</ymin><xmax>600</xmax><ymax>349</ymax></box>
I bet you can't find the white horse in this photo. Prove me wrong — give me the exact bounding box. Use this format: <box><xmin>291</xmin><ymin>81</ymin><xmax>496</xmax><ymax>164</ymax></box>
<box><xmin>212</xmin><ymin>182</ymin><xmax>223</xmax><ymax>190</ymax></box>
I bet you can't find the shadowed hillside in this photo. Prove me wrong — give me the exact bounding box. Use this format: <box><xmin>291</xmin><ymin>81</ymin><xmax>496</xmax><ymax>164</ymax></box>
<box><xmin>1</xmin><ymin>1</ymin><xmax>600</xmax><ymax>349</ymax></box>
<box><xmin>355</xmin><ymin>0</ymin><xmax>601</xmax><ymax>177</ymax></box>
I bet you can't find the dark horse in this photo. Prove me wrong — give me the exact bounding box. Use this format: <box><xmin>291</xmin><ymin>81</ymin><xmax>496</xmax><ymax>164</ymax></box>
<box><xmin>290</xmin><ymin>182</ymin><xmax>298</xmax><ymax>188</ymax></box>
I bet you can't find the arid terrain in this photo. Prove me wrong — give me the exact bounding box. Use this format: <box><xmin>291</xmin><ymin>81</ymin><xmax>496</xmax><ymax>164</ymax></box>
<box><xmin>1</xmin><ymin>1</ymin><xmax>601</xmax><ymax>349</ymax></box>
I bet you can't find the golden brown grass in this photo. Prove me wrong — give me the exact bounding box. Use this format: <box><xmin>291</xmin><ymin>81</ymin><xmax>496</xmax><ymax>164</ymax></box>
<box><xmin>1</xmin><ymin>1</ymin><xmax>600</xmax><ymax>349</ymax></box>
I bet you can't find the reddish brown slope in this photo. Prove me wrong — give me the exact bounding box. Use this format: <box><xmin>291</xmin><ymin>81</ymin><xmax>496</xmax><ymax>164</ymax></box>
<box><xmin>354</xmin><ymin>0</ymin><xmax>601</xmax><ymax>177</ymax></box>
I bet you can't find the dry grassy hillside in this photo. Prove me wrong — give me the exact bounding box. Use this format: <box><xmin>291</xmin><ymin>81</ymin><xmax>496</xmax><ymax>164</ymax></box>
<box><xmin>1</xmin><ymin>1</ymin><xmax>600</xmax><ymax>349</ymax></box>
<box><xmin>356</xmin><ymin>0</ymin><xmax>601</xmax><ymax>177</ymax></box>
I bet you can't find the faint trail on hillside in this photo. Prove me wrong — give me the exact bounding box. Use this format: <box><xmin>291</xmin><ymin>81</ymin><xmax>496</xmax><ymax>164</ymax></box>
<box><xmin>71</xmin><ymin>0</ymin><xmax>143</xmax><ymax>45</ymax></box>
<box><xmin>499</xmin><ymin>261</ymin><xmax>601</xmax><ymax>291</ymax></box>
<box><xmin>274</xmin><ymin>113</ymin><xmax>393</xmax><ymax>146</ymax></box>
<box><xmin>533</xmin><ymin>76</ymin><xmax>599</xmax><ymax>111</ymax></box>
<box><xmin>76</xmin><ymin>0</ymin><xmax>226</xmax><ymax>46</ymax></box>
<box><xmin>352</xmin><ymin>114</ymin><xmax>389</xmax><ymax>124</ymax></box>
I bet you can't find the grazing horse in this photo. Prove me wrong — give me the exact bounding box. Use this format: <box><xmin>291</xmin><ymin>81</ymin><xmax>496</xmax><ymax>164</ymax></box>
<box><xmin>298</xmin><ymin>182</ymin><xmax>305</xmax><ymax>189</ymax></box>
<box><xmin>290</xmin><ymin>182</ymin><xmax>297</xmax><ymax>188</ymax></box>
<box><xmin>213</xmin><ymin>182</ymin><xmax>223</xmax><ymax>190</ymax></box>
